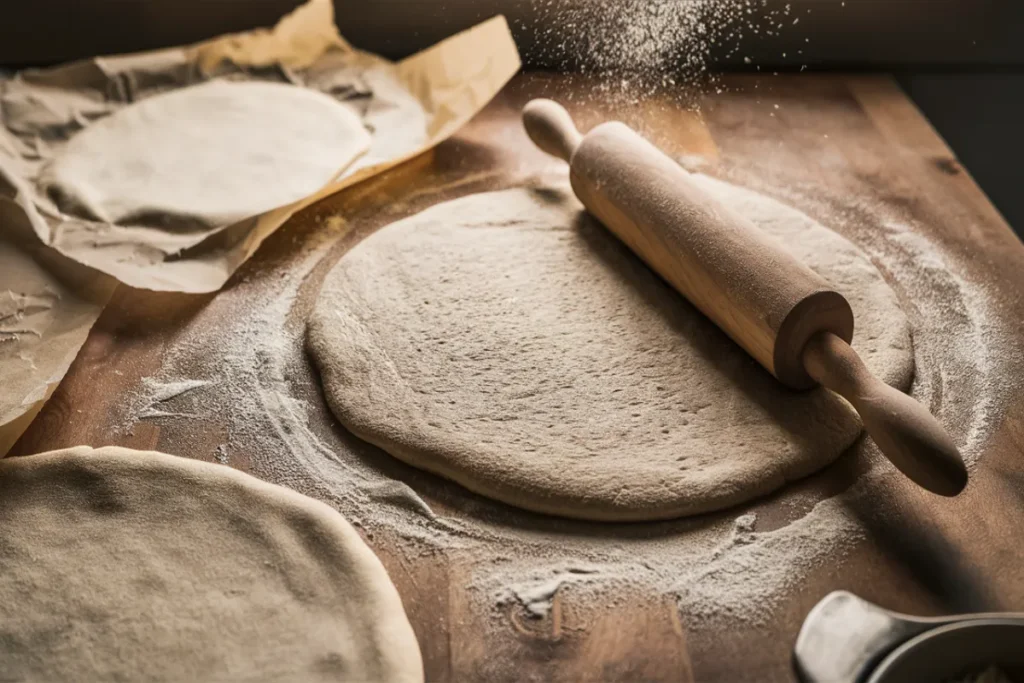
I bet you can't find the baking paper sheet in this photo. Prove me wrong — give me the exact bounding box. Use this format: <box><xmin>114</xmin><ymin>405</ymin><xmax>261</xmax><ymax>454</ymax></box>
<box><xmin>0</xmin><ymin>200</ymin><xmax>115</xmax><ymax>455</ymax></box>
<box><xmin>0</xmin><ymin>0</ymin><xmax>519</xmax><ymax>452</ymax></box>
<box><xmin>0</xmin><ymin>0</ymin><xmax>520</xmax><ymax>292</ymax></box>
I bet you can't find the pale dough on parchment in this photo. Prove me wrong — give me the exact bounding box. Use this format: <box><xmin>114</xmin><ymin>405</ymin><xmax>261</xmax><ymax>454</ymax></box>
<box><xmin>39</xmin><ymin>80</ymin><xmax>371</xmax><ymax>228</ymax></box>
<box><xmin>0</xmin><ymin>446</ymin><xmax>423</xmax><ymax>682</ymax></box>
<box><xmin>307</xmin><ymin>179</ymin><xmax>914</xmax><ymax>522</ymax></box>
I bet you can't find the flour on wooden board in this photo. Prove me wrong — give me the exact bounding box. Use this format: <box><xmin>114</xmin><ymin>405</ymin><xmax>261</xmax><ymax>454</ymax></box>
<box><xmin>118</xmin><ymin>173</ymin><xmax>1019</xmax><ymax>629</ymax></box>
<box><xmin>499</xmin><ymin>566</ymin><xmax>603</xmax><ymax>619</ymax></box>
<box><xmin>134</xmin><ymin>378</ymin><xmax>211</xmax><ymax>419</ymax></box>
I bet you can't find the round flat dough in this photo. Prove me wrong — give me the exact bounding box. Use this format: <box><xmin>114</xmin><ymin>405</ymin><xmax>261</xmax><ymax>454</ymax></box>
<box><xmin>307</xmin><ymin>179</ymin><xmax>914</xmax><ymax>521</ymax></box>
<box><xmin>0</xmin><ymin>446</ymin><xmax>423</xmax><ymax>682</ymax></box>
<box><xmin>39</xmin><ymin>80</ymin><xmax>370</xmax><ymax>227</ymax></box>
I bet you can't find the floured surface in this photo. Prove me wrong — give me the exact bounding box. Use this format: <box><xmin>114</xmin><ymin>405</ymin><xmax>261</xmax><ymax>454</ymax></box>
<box><xmin>69</xmin><ymin>73</ymin><xmax>1024</xmax><ymax>680</ymax></box>
<box><xmin>40</xmin><ymin>80</ymin><xmax>370</xmax><ymax>228</ymax></box>
<box><xmin>306</xmin><ymin>182</ymin><xmax>914</xmax><ymax>521</ymax></box>
<box><xmin>0</xmin><ymin>446</ymin><xmax>423</xmax><ymax>683</ymax></box>
<box><xmin>111</xmin><ymin>169</ymin><xmax>1016</xmax><ymax>633</ymax></box>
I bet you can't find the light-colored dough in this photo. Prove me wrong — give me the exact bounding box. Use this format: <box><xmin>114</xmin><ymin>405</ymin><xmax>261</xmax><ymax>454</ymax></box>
<box><xmin>39</xmin><ymin>80</ymin><xmax>370</xmax><ymax>227</ymax></box>
<box><xmin>0</xmin><ymin>446</ymin><xmax>423</xmax><ymax>682</ymax></box>
<box><xmin>307</xmin><ymin>180</ymin><xmax>914</xmax><ymax>521</ymax></box>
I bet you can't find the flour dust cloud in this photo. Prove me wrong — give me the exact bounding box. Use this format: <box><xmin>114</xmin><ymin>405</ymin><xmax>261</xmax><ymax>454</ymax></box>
<box><xmin>522</xmin><ymin>0</ymin><xmax>805</xmax><ymax>103</ymax></box>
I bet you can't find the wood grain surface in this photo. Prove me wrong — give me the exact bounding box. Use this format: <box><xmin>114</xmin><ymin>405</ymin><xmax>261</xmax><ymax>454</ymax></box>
<box><xmin>11</xmin><ymin>72</ymin><xmax>1024</xmax><ymax>682</ymax></box>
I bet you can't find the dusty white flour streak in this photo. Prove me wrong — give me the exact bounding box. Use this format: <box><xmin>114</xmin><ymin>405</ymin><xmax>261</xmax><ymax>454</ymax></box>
<box><xmin>118</xmin><ymin>173</ymin><xmax>1020</xmax><ymax>632</ymax></box>
<box><xmin>673</xmin><ymin>501</ymin><xmax>864</xmax><ymax>626</ymax></box>
<box><xmin>474</xmin><ymin>495</ymin><xmax>866</xmax><ymax>629</ymax></box>
<box><xmin>134</xmin><ymin>378</ymin><xmax>210</xmax><ymax>419</ymax></box>
<box><xmin>498</xmin><ymin>566</ymin><xmax>604</xmax><ymax>618</ymax></box>
<box><xmin>878</xmin><ymin>228</ymin><xmax>1010</xmax><ymax>468</ymax></box>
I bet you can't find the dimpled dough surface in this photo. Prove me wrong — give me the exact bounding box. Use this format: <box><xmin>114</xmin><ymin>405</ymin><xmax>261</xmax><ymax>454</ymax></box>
<box><xmin>307</xmin><ymin>179</ymin><xmax>914</xmax><ymax>521</ymax></box>
<box><xmin>0</xmin><ymin>446</ymin><xmax>423</xmax><ymax>683</ymax></box>
<box><xmin>39</xmin><ymin>80</ymin><xmax>371</xmax><ymax>227</ymax></box>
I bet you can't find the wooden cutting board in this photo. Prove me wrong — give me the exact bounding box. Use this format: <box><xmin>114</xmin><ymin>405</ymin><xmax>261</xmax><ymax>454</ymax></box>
<box><xmin>12</xmin><ymin>72</ymin><xmax>1024</xmax><ymax>682</ymax></box>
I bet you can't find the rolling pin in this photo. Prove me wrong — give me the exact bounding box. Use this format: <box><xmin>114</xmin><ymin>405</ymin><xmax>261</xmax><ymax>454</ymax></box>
<box><xmin>522</xmin><ymin>98</ymin><xmax>967</xmax><ymax>496</ymax></box>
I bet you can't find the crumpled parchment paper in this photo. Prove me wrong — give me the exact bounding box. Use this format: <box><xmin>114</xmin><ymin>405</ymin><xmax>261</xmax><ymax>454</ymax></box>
<box><xmin>0</xmin><ymin>0</ymin><xmax>520</xmax><ymax>293</ymax></box>
<box><xmin>0</xmin><ymin>0</ymin><xmax>520</xmax><ymax>453</ymax></box>
<box><xmin>0</xmin><ymin>201</ymin><xmax>115</xmax><ymax>455</ymax></box>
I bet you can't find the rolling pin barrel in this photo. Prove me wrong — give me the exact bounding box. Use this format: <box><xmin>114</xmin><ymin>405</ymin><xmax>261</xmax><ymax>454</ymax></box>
<box><xmin>524</xmin><ymin>98</ymin><xmax>852</xmax><ymax>389</ymax></box>
<box><xmin>522</xmin><ymin>98</ymin><xmax>968</xmax><ymax>496</ymax></box>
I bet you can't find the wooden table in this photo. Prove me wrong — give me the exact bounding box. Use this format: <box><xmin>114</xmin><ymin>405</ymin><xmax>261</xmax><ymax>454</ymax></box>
<box><xmin>12</xmin><ymin>73</ymin><xmax>1024</xmax><ymax>682</ymax></box>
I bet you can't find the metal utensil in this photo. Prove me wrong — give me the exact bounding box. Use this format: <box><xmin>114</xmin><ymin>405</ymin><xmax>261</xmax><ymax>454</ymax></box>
<box><xmin>795</xmin><ymin>590</ymin><xmax>1024</xmax><ymax>683</ymax></box>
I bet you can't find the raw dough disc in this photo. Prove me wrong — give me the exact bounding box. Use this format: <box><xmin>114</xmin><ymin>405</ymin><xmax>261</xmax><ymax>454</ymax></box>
<box><xmin>39</xmin><ymin>80</ymin><xmax>370</xmax><ymax>227</ymax></box>
<box><xmin>307</xmin><ymin>179</ymin><xmax>914</xmax><ymax>521</ymax></box>
<box><xmin>0</xmin><ymin>446</ymin><xmax>423</xmax><ymax>682</ymax></box>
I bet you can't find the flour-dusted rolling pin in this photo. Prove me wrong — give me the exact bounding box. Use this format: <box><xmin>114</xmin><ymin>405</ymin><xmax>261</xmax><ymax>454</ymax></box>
<box><xmin>523</xmin><ymin>98</ymin><xmax>967</xmax><ymax>496</ymax></box>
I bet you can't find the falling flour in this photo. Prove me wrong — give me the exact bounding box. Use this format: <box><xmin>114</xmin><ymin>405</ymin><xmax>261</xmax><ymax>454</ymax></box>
<box><xmin>524</xmin><ymin>0</ymin><xmax>806</xmax><ymax>103</ymax></box>
<box><xmin>118</xmin><ymin>172</ymin><xmax>1020</xmax><ymax>634</ymax></box>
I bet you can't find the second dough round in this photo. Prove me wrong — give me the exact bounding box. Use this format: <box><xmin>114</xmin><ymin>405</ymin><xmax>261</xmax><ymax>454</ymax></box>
<box><xmin>0</xmin><ymin>446</ymin><xmax>422</xmax><ymax>682</ymax></box>
<box><xmin>40</xmin><ymin>80</ymin><xmax>370</xmax><ymax>228</ymax></box>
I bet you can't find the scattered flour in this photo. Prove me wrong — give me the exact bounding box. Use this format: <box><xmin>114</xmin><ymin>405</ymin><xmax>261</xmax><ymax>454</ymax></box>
<box><xmin>119</xmin><ymin>215</ymin><xmax>472</xmax><ymax>546</ymax></box>
<box><xmin>134</xmin><ymin>378</ymin><xmax>210</xmax><ymax>419</ymax></box>
<box><xmin>118</xmin><ymin>171</ymin><xmax>1020</xmax><ymax>635</ymax></box>
<box><xmin>675</xmin><ymin>501</ymin><xmax>863</xmax><ymax>626</ymax></box>
<box><xmin>881</xmin><ymin>229</ymin><xmax>1005</xmax><ymax>467</ymax></box>
<box><xmin>501</xmin><ymin>566</ymin><xmax>604</xmax><ymax>619</ymax></box>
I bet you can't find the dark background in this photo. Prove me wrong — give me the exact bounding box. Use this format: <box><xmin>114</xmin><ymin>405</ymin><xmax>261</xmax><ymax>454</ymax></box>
<box><xmin>1</xmin><ymin>0</ymin><xmax>1020</xmax><ymax>238</ymax></box>
<box><xmin>895</xmin><ymin>71</ymin><xmax>1024</xmax><ymax>239</ymax></box>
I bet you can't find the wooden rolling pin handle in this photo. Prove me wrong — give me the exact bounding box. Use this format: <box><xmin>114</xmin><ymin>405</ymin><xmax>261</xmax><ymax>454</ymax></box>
<box><xmin>803</xmin><ymin>332</ymin><xmax>968</xmax><ymax>496</ymax></box>
<box><xmin>523</xmin><ymin>99</ymin><xmax>584</xmax><ymax>163</ymax></box>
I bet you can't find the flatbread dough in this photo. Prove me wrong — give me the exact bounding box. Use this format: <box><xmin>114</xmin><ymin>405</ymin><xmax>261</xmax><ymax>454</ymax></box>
<box><xmin>39</xmin><ymin>80</ymin><xmax>370</xmax><ymax>228</ymax></box>
<box><xmin>307</xmin><ymin>179</ymin><xmax>914</xmax><ymax>521</ymax></box>
<box><xmin>0</xmin><ymin>446</ymin><xmax>423</xmax><ymax>682</ymax></box>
